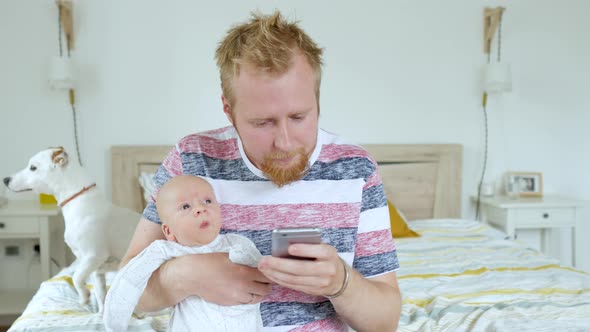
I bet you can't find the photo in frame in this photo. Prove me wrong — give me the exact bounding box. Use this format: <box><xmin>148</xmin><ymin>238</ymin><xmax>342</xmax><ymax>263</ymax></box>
<box><xmin>505</xmin><ymin>172</ymin><xmax>543</xmax><ymax>197</ymax></box>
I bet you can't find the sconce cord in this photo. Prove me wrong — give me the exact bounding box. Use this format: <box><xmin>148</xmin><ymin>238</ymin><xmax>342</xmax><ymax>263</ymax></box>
<box><xmin>69</xmin><ymin>90</ymin><xmax>83</xmax><ymax>167</ymax></box>
<box><xmin>476</xmin><ymin>12</ymin><xmax>503</xmax><ymax>220</ymax></box>
<box><xmin>475</xmin><ymin>102</ymin><xmax>489</xmax><ymax>220</ymax></box>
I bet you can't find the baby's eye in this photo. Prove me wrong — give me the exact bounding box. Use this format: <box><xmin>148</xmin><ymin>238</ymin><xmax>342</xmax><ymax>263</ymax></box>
<box><xmin>181</xmin><ymin>203</ymin><xmax>191</xmax><ymax>210</ymax></box>
<box><xmin>204</xmin><ymin>199</ymin><xmax>212</xmax><ymax>204</ymax></box>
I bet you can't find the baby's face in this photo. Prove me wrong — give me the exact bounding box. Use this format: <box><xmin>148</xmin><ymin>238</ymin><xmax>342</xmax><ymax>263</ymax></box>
<box><xmin>158</xmin><ymin>176</ymin><xmax>222</xmax><ymax>246</ymax></box>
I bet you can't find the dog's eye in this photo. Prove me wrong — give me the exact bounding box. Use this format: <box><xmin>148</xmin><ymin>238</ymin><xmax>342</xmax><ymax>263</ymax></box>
<box><xmin>29</xmin><ymin>165</ymin><xmax>37</xmax><ymax>171</ymax></box>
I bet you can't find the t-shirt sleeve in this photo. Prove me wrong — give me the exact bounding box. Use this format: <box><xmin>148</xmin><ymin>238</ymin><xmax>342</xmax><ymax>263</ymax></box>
<box><xmin>352</xmin><ymin>155</ymin><xmax>400</xmax><ymax>277</ymax></box>
<box><xmin>142</xmin><ymin>146</ymin><xmax>183</xmax><ymax>224</ymax></box>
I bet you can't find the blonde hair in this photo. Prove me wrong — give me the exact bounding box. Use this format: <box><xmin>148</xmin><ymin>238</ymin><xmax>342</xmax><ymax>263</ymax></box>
<box><xmin>215</xmin><ymin>10</ymin><xmax>324</xmax><ymax>108</ymax></box>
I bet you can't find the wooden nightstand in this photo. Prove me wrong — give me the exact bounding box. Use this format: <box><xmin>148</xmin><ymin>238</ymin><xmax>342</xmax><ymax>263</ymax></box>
<box><xmin>474</xmin><ymin>194</ymin><xmax>588</xmax><ymax>268</ymax></box>
<box><xmin>0</xmin><ymin>200</ymin><xmax>66</xmax><ymax>315</ymax></box>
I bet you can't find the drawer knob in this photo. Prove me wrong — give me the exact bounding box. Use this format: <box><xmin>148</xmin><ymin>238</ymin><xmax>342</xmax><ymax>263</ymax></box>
<box><xmin>0</xmin><ymin>222</ymin><xmax>4</xmax><ymax>229</ymax></box>
<box><xmin>543</xmin><ymin>213</ymin><xmax>549</xmax><ymax>219</ymax></box>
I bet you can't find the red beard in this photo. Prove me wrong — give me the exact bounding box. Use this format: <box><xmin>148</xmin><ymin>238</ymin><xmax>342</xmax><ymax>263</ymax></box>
<box><xmin>261</xmin><ymin>148</ymin><xmax>309</xmax><ymax>187</ymax></box>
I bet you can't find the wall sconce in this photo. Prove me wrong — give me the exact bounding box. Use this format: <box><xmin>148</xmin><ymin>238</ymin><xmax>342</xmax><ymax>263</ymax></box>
<box><xmin>483</xmin><ymin>62</ymin><xmax>512</xmax><ymax>94</ymax></box>
<box><xmin>49</xmin><ymin>56</ymin><xmax>75</xmax><ymax>90</ymax></box>
<box><xmin>50</xmin><ymin>0</ymin><xmax>75</xmax><ymax>91</ymax></box>
<box><xmin>482</xmin><ymin>7</ymin><xmax>510</xmax><ymax>106</ymax></box>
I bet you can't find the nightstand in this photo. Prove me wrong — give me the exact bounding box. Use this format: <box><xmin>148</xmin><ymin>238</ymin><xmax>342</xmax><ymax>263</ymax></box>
<box><xmin>0</xmin><ymin>200</ymin><xmax>66</xmax><ymax>315</ymax></box>
<box><xmin>474</xmin><ymin>194</ymin><xmax>588</xmax><ymax>268</ymax></box>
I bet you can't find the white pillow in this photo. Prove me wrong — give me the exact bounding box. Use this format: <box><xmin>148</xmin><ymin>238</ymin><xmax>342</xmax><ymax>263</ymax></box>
<box><xmin>138</xmin><ymin>172</ymin><xmax>156</xmax><ymax>204</ymax></box>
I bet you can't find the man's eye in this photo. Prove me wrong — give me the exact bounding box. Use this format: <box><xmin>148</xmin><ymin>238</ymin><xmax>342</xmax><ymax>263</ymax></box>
<box><xmin>253</xmin><ymin>120</ymin><xmax>270</xmax><ymax>127</ymax></box>
<box><xmin>29</xmin><ymin>165</ymin><xmax>37</xmax><ymax>171</ymax></box>
<box><xmin>181</xmin><ymin>203</ymin><xmax>191</xmax><ymax>210</ymax></box>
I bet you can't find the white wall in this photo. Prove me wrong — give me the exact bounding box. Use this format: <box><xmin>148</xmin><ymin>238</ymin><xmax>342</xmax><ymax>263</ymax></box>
<box><xmin>1</xmin><ymin>1</ymin><xmax>589</xmax><ymax>270</ymax></box>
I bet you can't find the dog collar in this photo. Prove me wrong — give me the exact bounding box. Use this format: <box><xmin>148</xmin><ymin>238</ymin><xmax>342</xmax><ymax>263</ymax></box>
<box><xmin>59</xmin><ymin>183</ymin><xmax>97</xmax><ymax>208</ymax></box>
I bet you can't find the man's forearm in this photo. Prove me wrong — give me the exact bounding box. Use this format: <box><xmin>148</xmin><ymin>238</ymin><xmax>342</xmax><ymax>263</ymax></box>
<box><xmin>331</xmin><ymin>270</ymin><xmax>401</xmax><ymax>332</ymax></box>
<box><xmin>136</xmin><ymin>259</ymin><xmax>187</xmax><ymax>312</ymax></box>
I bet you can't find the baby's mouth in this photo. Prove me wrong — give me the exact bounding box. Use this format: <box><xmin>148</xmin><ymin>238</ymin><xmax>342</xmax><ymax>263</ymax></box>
<box><xmin>199</xmin><ymin>221</ymin><xmax>210</xmax><ymax>229</ymax></box>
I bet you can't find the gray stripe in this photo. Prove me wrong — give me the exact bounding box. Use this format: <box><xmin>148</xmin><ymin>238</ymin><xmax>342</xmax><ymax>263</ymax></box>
<box><xmin>182</xmin><ymin>153</ymin><xmax>260</xmax><ymax>181</ymax></box>
<box><xmin>305</xmin><ymin>157</ymin><xmax>374</xmax><ymax>181</ymax></box>
<box><xmin>180</xmin><ymin>153</ymin><xmax>376</xmax><ymax>183</ymax></box>
<box><xmin>361</xmin><ymin>184</ymin><xmax>388</xmax><ymax>212</ymax></box>
<box><xmin>354</xmin><ymin>250</ymin><xmax>400</xmax><ymax>277</ymax></box>
<box><xmin>261</xmin><ymin>300</ymin><xmax>335</xmax><ymax>327</ymax></box>
<box><xmin>221</xmin><ymin>228</ymin><xmax>358</xmax><ymax>256</ymax></box>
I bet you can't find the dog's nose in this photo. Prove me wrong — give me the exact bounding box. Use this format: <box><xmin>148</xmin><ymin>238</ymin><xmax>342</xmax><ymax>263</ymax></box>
<box><xmin>3</xmin><ymin>177</ymin><xmax>10</xmax><ymax>187</ymax></box>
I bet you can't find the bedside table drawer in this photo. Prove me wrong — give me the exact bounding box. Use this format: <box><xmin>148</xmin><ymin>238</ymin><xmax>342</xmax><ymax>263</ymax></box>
<box><xmin>514</xmin><ymin>208</ymin><xmax>576</xmax><ymax>227</ymax></box>
<box><xmin>0</xmin><ymin>217</ymin><xmax>40</xmax><ymax>235</ymax></box>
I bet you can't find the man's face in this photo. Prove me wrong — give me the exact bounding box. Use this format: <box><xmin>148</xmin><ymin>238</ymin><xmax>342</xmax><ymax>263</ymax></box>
<box><xmin>223</xmin><ymin>52</ymin><xmax>319</xmax><ymax>187</ymax></box>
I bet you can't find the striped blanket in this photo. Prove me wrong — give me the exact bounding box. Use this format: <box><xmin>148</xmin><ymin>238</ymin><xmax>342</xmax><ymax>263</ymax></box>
<box><xmin>9</xmin><ymin>219</ymin><xmax>590</xmax><ymax>331</ymax></box>
<box><xmin>9</xmin><ymin>269</ymin><xmax>170</xmax><ymax>331</ymax></box>
<box><xmin>396</xmin><ymin>219</ymin><xmax>590</xmax><ymax>332</ymax></box>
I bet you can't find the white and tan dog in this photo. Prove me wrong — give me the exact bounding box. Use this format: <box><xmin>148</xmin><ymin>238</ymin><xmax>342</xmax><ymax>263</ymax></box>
<box><xmin>3</xmin><ymin>147</ymin><xmax>139</xmax><ymax>313</ymax></box>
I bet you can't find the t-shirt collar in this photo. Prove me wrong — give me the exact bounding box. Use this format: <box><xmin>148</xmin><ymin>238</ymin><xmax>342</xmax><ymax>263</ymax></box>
<box><xmin>235</xmin><ymin>127</ymin><xmax>324</xmax><ymax>180</ymax></box>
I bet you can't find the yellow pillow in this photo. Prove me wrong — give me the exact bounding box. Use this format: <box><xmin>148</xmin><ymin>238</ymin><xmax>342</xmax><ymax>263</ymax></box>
<box><xmin>388</xmin><ymin>200</ymin><xmax>419</xmax><ymax>238</ymax></box>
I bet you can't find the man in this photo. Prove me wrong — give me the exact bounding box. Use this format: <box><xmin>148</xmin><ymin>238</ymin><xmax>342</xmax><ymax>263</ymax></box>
<box><xmin>120</xmin><ymin>11</ymin><xmax>401</xmax><ymax>331</ymax></box>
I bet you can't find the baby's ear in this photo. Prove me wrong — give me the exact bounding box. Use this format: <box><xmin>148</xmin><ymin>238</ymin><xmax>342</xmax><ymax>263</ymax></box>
<box><xmin>161</xmin><ymin>224</ymin><xmax>175</xmax><ymax>241</ymax></box>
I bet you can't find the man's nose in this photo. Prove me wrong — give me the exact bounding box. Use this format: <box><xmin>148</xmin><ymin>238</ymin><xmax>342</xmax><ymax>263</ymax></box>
<box><xmin>274</xmin><ymin>122</ymin><xmax>293</xmax><ymax>152</ymax></box>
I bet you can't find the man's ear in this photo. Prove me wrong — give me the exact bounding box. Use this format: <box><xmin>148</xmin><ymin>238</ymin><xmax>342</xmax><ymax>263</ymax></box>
<box><xmin>51</xmin><ymin>147</ymin><xmax>69</xmax><ymax>168</ymax></box>
<box><xmin>221</xmin><ymin>95</ymin><xmax>234</xmax><ymax>126</ymax></box>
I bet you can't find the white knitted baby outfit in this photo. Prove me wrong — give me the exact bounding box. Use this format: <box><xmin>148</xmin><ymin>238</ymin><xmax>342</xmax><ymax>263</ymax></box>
<box><xmin>103</xmin><ymin>234</ymin><xmax>263</xmax><ymax>332</ymax></box>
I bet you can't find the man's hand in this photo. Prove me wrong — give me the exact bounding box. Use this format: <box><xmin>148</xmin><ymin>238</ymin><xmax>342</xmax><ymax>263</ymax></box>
<box><xmin>168</xmin><ymin>252</ymin><xmax>273</xmax><ymax>306</ymax></box>
<box><xmin>257</xmin><ymin>243</ymin><xmax>401</xmax><ymax>331</ymax></box>
<box><xmin>139</xmin><ymin>251</ymin><xmax>272</xmax><ymax>311</ymax></box>
<box><xmin>125</xmin><ymin>218</ymin><xmax>273</xmax><ymax>311</ymax></box>
<box><xmin>257</xmin><ymin>243</ymin><xmax>344</xmax><ymax>297</ymax></box>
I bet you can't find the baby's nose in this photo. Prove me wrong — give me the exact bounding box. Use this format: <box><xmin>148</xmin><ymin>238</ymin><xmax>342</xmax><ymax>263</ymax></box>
<box><xmin>193</xmin><ymin>206</ymin><xmax>206</xmax><ymax>216</ymax></box>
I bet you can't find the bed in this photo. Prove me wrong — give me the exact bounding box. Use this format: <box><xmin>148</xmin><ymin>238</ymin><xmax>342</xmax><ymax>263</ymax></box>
<box><xmin>8</xmin><ymin>144</ymin><xmax>590</xmax><ymax>331</ymax></box>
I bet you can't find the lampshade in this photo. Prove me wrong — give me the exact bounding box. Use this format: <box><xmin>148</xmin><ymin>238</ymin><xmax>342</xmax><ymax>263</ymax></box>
<box><xmin>49</xmin><ymin>56</ymin><xmax>75</xmax><ymax>90</ymax></box>
<box><xmin>483</xmin><ymin>63</ymin><xmax>511</xmax><ymax>94</ymax></box>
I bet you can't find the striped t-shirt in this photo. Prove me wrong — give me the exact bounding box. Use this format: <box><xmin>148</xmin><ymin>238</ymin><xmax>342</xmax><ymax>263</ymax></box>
<box><xmin>143</xmin><ymin>126</ymin><xmax>399</xmax><ymax>331</ymax></box>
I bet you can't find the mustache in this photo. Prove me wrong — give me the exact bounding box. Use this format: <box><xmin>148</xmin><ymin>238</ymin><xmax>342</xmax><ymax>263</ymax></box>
<box><xmin>265</xmin><ymin>151</ymin><xmax>297</xmax><ymax>160</ymax></box>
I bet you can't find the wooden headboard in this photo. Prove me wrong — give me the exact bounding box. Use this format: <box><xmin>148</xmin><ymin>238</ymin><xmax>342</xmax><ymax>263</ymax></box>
<box><xmin>111</xmin><ymin>144</ymin><xmax>462</xmax><ymax>220</ymax></box>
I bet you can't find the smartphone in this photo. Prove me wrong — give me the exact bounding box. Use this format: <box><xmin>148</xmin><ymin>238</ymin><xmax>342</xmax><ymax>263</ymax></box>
<box><xmin>271</xmin><ymin>227</ymin><xmax>322</xmax><ymax>259</ymax></box>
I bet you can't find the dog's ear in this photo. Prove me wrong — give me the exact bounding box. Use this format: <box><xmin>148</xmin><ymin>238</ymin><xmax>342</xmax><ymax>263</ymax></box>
<box><xmin>51</xmin><ymin>147</ymin><xmax>69</xmax><ymax>168</ymax></box>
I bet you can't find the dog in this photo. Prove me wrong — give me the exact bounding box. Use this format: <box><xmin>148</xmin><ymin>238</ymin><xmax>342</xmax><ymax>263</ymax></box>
<box><xmin>3</xmin><ymin>147</ymin><xmax>139</xmax><ymax>313</ymax></box>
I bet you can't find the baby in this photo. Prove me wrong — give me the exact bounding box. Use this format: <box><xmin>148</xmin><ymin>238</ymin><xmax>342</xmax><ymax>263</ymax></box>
<box><xmin>104</xmin><ymin>175</ymin><xmax>263</xmax><ymax>332</ymax></box>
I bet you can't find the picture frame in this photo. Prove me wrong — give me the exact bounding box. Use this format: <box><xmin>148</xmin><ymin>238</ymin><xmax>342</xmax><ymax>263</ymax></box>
<box><xmin>505</xmin><ymin>172</ymin><xmax>543</xmax><ymax>197</ymax></box>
